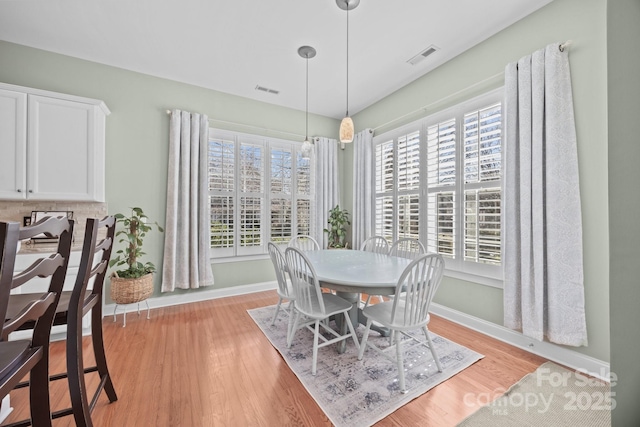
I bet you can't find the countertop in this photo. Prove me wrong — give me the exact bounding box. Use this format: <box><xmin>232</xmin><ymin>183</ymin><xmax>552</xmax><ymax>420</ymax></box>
<box><xmin>18</xmin><ymin>239</ymin><xmax>83</xmax><ymax>254</ymax></box>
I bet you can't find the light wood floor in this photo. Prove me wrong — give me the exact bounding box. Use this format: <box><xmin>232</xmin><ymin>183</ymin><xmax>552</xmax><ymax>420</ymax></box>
<box><xmin>4</xmin><ymin>290</ymin><xmax>546</xmax><ymax>426</ymax></box>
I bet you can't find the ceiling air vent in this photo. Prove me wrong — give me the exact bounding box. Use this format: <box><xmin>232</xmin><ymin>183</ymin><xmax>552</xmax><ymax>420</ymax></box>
<box><xmin>407</xmin><ymin>45</ymin><xmax>439</xmax><ymax>66</ymax></box>
<box><xmin>255</xmin><ymin>85</ymin><xmax>279</xmax><ymax>95</ymax></box>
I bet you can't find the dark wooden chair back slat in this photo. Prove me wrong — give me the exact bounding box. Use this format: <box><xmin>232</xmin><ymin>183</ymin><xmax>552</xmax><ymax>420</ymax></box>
<box><xmin>10</xmin><ymin>254</ymin><xmax>65</xmax><ymax>289</ymax></box>
<box><xmin>2</xmin><ymin>293</ymin><xmax>56</xmax><ymax>340</ymax></box>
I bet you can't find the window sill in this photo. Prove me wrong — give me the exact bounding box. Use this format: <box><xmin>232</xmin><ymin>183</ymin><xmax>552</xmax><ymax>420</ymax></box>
<box><xmin>210</xmin><ymin>254</ymin><xmax>269</xmax><ymax>264</ymax></box>
<box><xmin>443</xmin><ymin>269</ymin><xmax>503</xmax><ymax>288</ymax></box>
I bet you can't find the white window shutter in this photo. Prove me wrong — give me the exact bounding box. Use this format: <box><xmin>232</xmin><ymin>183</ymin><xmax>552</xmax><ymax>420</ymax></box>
<box><xmin>208</xmin><ymin>130</ymin><xmax>315</xmax><ymax>258</ymax></box>
<box><xmin>209</xmin><ymin>139</ymin><xmax>235</xmax><ymax>254</ymax></box>
<box><xmin>372</xmin><ymin>89</ymin><xmax>503</xmax><ymax>283</ymax></box>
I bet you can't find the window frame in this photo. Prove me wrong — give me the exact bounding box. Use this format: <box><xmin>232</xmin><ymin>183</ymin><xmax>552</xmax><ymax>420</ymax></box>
<box><xmin>208</xmin><ymin>128</ymin><xmax>315</xmax><ymax>260</ymax></box>
<box><xmin>372</xmin><ymin>88</ymin><xmax>504</xmax><ymax>287</ymax></box>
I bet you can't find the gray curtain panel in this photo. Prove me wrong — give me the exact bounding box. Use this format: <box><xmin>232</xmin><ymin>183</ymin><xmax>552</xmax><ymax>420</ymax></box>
<box><xmin>503</xmin><ymin>43</ymin><xmax>588</xmax><ymax>346</ymax></box>
<box><xmin>313</xmin><ymin>137</ymin><xmax>340</xmax><ymax>249</ymax></box>
<box><xmin>162</xmin><ymin>109</ymin><xmax>214</xmax><ymax>292</ymax></box>
<box><xmin>352</xmin><ymin>129</ymin><xmax>374</xmax><ymax>250</ymax></box>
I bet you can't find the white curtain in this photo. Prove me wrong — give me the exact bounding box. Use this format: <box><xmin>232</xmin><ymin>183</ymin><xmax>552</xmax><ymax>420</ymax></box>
<box><xmin>503</xmin><ymin>43</ymin><xmax>587</xmax><ymax>346</ymax></box>
<box><xmin>313</xmin><ymin>137</ymin><xmax>340</xmax><ymax>249</ymax></box>
<box><xmin>162</xmin><ymin>109</ymin><xmax>214</xmax><ymax>292</ymax></box>
<box><xmin>352</xmin><ymin>129</ymin><xmax>374</xmax><ymax>249</ymax></box>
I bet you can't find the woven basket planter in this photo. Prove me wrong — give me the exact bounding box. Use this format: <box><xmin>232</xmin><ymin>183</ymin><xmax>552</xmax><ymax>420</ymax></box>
<box><xmin>110</xmin><ymin>272</ymin><xmax>153</xmax><ymax>304</ymax></box>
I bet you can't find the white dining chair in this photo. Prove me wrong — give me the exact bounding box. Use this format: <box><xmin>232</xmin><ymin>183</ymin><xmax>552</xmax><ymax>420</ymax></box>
<box><xmin>288</xmin><ymin>235</ymin><xmax>320</xmax><ymax>251</ymax></box>
<box><xmin>267</xmin><ymin>243</ymin><xmax>295</xmax><ymax>342</ymax></box>
<box><xmin>361</xmin><ymin>235</ymin><xmax>390</xmax><ymax>254</ymax></box>
<box><xmin>387</xmin><ymin>238</ymin><xmax>426</xmax><ymax>304</ymax></box>
<box><xmin>388</xmin><ymin>237</ymin><xmax>426</xmax><ymax>260</ymax></box>
<box><xmin>358</xmin><ymin>253</ymin><xmax>445</xmax><ymax>393</ymax></box>
<box><xmin>361</xmin><ymin>236</ymin><xmax>390</xmax><ymax>306</ymax></box>
<box><xmin>284</xmin><ymin>247</ymin><xmax>360</xmax><ymax>376</ymax></box>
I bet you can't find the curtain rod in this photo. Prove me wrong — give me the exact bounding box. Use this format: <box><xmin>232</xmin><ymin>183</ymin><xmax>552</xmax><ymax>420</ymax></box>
<box><xmin>371</xmin><ymin>71</ymin><xmax>504</xmax><ymax>132</ymax></box>
<box><xmin>165</xmin><ymin>110</ymin><xmax>305</xmax><ymax>139</ymax></box>
<box><xmin>372</xmin><ymin>40</ymin><xmax>572</xmax><ymax>133</ymax></box>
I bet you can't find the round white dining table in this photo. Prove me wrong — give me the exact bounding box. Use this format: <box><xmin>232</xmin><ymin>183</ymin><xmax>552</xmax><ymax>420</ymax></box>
<box><xmin>303</xmin><ymin>249</ymin><xmax>413</xmax><ymax>295</ymax></box>
<box><xmin>303</xmin><ymin>249</ymin><xmax>413</xmax><ymax>353</ymax></box>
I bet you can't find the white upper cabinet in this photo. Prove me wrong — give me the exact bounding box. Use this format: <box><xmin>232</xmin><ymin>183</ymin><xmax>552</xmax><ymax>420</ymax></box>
<box><xmin>0</xmin><ymin>83</ymin><xmax>109</xmax><ymax>201</ymax></box>
<box><xmin>0</xmin><ymin>88</ymin><xmax>27</xmax><ymax>199</ymax></box>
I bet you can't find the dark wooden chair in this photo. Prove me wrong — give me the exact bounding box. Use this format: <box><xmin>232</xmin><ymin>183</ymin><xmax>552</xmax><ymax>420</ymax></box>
<box><xmin>0</xmin><ymin>216</ymin><xmax>74</xmax><ymax>427</ymax></box>
<box><xmin>7</xmin><ymin>216</ymin><xmax>118</xmax><ymax>427</ymax></box>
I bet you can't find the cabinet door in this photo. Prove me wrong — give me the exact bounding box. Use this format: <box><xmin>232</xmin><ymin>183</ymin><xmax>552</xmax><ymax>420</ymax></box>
<box><xmin>27</xmin><ymin>95</ymin><xmax>100</xmax><ymax>201</ymax></box>
<box><xmin>0</xmin><ymin>89</ymin><xmax>27</xmax><ymax>199</ymax></box>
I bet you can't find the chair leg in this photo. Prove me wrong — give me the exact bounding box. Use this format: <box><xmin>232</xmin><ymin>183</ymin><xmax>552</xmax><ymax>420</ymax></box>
<box><xmin>67</xmin><ymin>310</ymin><xmax>93</xmax><ymax>427</ymax></box>
<box><xmin>285</xmin><ymin>304</ymin><xmax>295</xmax><ymax>344</ymax></box>
<box><xmin>30</xmin><ymin>351</ymin><xmax>53</xmax><ymax>427</ymax></box>
<box><xmin>270</xmin><ymin>297</ymin><xmax>283</xmax><ymax>325</ymax></box>
<box><xmin>287</xmin><ymin>310</ymin><xmax>300</xmax><ymax>348</ymax></box>
<box><xmin>423</xmin><ymin>327</ymin><xmax>442</xmax><ymax>372</ymax></box>
<box><xmin>364</xmin><ymin>295</ymin><xmax>372</xmax><ymax>308</ymax></box>
<box><xmin>92</xmin><ymin>305</ymin><xmax>118</xmax><ymax>403</ymax></box>
<box><xmin>394</xmin><ymin>331</ymin><xmax>407</xmax><ymax>394</ymax></box>
<box><xmin>311</xmin><ymin>320</ymin><xmax>320</xmax><ymax>376</ymax></box>
<box><xmin>357</xmin><ymin>319</ymin><xmax>373</xmax><ymax>360</ymax></box>
<box><xmin>364</xmin><ymin>295</ymin><xmax>385</xmax><ymax>308</ymax></box>
<box><xmin>343</xmin><ymin>312</ymin><xmax>360</xmax><ymax>351</ymax></box>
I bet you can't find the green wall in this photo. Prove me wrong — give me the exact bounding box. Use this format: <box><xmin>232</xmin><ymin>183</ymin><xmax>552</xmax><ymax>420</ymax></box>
<box><xmin>608</xmin><ymin>0</ymin><xmax>640</xmax><ymax>424</ymax></box>
<box><xmin>0</xmin><ymin>39</ymin><xmax>340</xmax><ymax>298</ymax></box>
<box><xmin>352</xmin><ymin>0</ymin><xmax>609</xmax><ymax>362</ymax></box>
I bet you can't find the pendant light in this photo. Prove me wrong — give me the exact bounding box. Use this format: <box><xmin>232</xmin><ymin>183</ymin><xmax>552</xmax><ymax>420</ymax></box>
<box><xmin>337</xmin><ymin>0</ymin><xmax>359</xmax><ymax>146</ymax></box>
<box><xmin>298</xmin><ymin>45</ymin><xmax>316</xmax><ymax>159</ymax></box>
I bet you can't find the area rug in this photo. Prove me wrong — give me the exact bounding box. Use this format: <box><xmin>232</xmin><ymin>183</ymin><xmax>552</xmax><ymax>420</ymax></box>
<box><xmin>457</xmin><ymin>361</ymin><xmax>612</xmax><ymax>426</ymax></box>
<box><xmin>248</xmin><ymin>304</ymin><xmax>483</xmax><ymax>427</ymax></box>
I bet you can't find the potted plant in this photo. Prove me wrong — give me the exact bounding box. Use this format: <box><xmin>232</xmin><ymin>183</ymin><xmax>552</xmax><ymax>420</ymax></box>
<box><xmin>109</xmin><ymin>207</ymin><xmax>163</xmax><ymax>304</ymax></box>
<box><xmin>324</xmin><ymin>205</ymin><xmax>351</xmax><ymax>249</ymax></box>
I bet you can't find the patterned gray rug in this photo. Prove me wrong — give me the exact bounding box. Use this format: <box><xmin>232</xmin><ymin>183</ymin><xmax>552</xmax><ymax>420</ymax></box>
<box><xmin>248</xmin><ymin>304</ymin><xmax>484</xmax><ymax>427</ymax></box>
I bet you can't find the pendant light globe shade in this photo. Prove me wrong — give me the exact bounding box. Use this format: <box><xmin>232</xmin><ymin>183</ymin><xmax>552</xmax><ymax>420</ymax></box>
<box><xmin>301</xmin><ymin>138</ymin><xmax>313</xmax><ymax>159</ymax></box>
<box><xmin>339</xmin><ymin>116</ymin><xmax>354</xmax><ymax>143</ymax></box>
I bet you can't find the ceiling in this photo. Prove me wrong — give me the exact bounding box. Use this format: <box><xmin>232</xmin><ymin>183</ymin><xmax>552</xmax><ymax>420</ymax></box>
<box><xmin>0</xmin><ymin>0</ymin><xmax>554</xmax><ymax>119</ymax></box>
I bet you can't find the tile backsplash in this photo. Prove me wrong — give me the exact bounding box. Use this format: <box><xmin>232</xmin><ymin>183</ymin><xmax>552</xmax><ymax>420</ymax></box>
<box><xmin>0</xmin><ymin>201</ymin><xmax>108</xmax><ymax>251</ymax></box>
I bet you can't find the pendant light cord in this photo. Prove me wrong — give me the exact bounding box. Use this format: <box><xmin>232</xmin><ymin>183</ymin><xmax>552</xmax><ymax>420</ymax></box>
<box><xmin>345</xmin><ymin>5</ymin><xmax>349</xmax><ymax>117</ymax></box>
<box><xmin>305</xmin><ymin>53</ymin><xmax>309</xmax><ymax>140</ymax></box>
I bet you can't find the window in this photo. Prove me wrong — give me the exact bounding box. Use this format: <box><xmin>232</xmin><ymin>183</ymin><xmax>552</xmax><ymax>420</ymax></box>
<box><xmin>373</xmin><ymin>89</ymin><xmax>503</xmax><ymax>283</ymax></box>
<box><xmin>209</xmin><ymin>129</ymin><xmax>314</xmax><ymax>258</ymax></box>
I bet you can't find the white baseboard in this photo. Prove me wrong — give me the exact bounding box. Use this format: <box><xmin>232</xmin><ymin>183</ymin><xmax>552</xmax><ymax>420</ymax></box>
<box><xmin>103</xmin><ymin>281</ymin><xmax>277</xmax><ymax>315</ymax></box>
<box><xmin>430</xmin><ymin>302</ymin><xmax>611</xmax><ymax>382</ymax></box>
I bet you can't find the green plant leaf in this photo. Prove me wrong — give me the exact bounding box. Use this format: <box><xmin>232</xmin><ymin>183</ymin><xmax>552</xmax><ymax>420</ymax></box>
<box><xmin>109</xmin><ymin>207</ymin><xmax>163</xmax><ymax>277</ymax></box>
